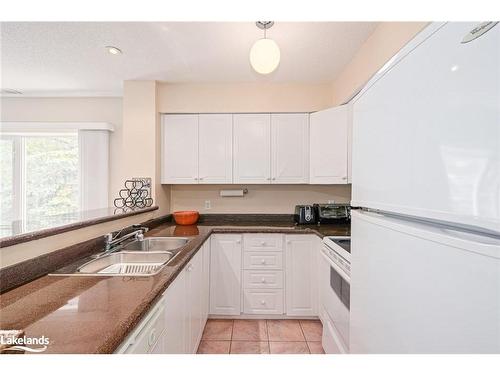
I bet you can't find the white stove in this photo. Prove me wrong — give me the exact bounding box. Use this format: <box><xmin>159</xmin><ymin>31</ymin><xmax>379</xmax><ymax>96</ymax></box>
<box><xmin>322</xmin><ymin>235</ymin><xmax>351</xmax><ymax>277</ymax></box>
<box><xmin>320</xmin><ymin>235</ymin><xmax>351</xmax><ymax>353</ymax></box>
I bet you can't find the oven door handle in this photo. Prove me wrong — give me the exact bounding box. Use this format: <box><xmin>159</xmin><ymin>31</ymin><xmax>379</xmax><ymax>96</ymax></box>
<box><xmin>320</xmin><ymin>248</ymin><xmax>351</xmax><ymax>283</ymax></box>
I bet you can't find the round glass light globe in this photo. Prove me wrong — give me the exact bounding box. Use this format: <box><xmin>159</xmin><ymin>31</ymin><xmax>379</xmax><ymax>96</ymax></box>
<box><xmin>249</xmin><ymin>38</ymin><xmax>281</xmax><ymax>74</ymax></box>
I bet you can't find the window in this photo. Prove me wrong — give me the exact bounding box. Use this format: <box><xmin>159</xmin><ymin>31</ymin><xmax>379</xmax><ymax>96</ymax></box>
<box><xmin>0</xmin><ymin>133</ymin><xmax>80</xmax><ymax>236</ymax></box>
<box><xmin>0</xmin><ymin>122</ymin><xmax>112</xmax><ymax>237</ymax></box>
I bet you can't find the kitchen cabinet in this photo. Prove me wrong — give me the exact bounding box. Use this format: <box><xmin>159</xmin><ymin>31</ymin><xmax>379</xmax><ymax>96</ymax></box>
<box><xmin>285</xmin><ymin>235</ymin><xmax>319</xmax><ymax>316</ymax></box>
<box><xmin>162</xmin><ymin>247</ymin><xmax>207</xmax><ymax>353</ymax></box>
<box><xmin>271</xmin><ymin>113</ymin><xmax>309</xmax><ymax>183</ymax></box>
<box><xmin>309</xmin><ymin>105</ymin><xmax>349</xmax><ymax>184</ymax></box>
<box><xmin>242</xmin><ymin>233</ymin><xmax>284</xmax><ymax>315</ymax></box>
<box><xmin>209</xmin><ymin>234</ymin><xmax>242</xmax><ymax>315</ymax></box>
<box><xmin>201</xmin><ymin>239</ymin><xmax>210</xmax><ymax>327</ymax></box>
<box><xmin>198</xmin><ymin>114</ymin><xmax>233</xmax><ymax>183</ymax></box>
<box><xmin>161</xmin><ymin>114</ymin><xmax>199</xmax><ymax>184</ymax></box>
<box><xmin>163</xmin><ymin>264</ymin><xmax>186</xmax><ymax>353</ymax></box>
<box><xmin>162</xmin><ymin>112</ymin><xmax>311</xmax><ymax>185</ymax></box>
<box><xmin>233</xmin><ymin>114</ymin><xmax>271</xmax><ymax>183</ymax></box>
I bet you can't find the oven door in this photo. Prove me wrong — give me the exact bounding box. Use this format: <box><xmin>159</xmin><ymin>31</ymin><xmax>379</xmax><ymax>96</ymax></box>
<box><xmin>320</xmin><ymin>248</ymin><xmax>350</xmax><ymax>350</ymax></box>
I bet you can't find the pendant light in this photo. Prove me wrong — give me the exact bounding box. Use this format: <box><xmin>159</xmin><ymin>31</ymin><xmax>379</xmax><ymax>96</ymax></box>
<box><xmin>249</xmin><ymin>21</ymin><xmax>280</xmax><ymax>75</ymax></box>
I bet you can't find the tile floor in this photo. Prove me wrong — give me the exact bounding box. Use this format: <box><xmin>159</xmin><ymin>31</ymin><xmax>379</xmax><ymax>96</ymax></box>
<box><xmin>197</xmin><ymin>319</ymin><xmax>325</xmax><ymax>354</ymax></box>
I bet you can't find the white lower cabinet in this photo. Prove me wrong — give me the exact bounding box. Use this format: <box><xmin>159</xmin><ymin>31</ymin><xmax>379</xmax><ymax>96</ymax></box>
<box><xmin>209</xmin><ymin>234</ymin><xmax>242</xmax><ymax>315</ymax></box>
<box><xmin>117</xmin><ymin>232</ymin><xmax>324</xmax><ymax>353</ymax></box>
<box><xmin>163</xmin><ymin>270</ymin><xmax>187</xmax><ymax>353</ymax></box>
<box><xmin>117</xmin><ymin>241</ymin><xmax>210</xmax><ymax>354</ymax></box>
<box><xmin>163</xmin><ymin>246</ymin><xmax>209</xmax><ymax>353</ymax></box>
<box><xmin>242</xmin><ymin>234</ymin><xmax>284</xmax><ymax>315</ymax></box>
<box><xmin>243</xmin><ymin>289</ymin><xmax>284</xmax><ymax>315</ymax></box>
<box><xmin>285</xmin><ymin>235</ymin><xmax>319</xmax><ymax>316</ymax></box>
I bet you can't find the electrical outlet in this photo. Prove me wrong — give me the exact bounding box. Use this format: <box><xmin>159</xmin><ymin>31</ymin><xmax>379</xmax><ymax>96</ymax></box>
<box><xmin>328</xmin><ymin>200</ymin><xmax>335</xmax><ymax>204</ymax></box>
<box><xmin>205</xmin><ymin>200</ymin><xmax>211</xmax><ymax>210</ymax></box>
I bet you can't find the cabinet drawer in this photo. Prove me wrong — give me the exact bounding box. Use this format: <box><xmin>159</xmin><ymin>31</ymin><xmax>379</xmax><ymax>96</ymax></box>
<box><xmin>243</xmin><ymin>234</ymin><xmax>283</xmax><ymax>252</ymax></box>
<box><xmin>243</xmin><ymin>270</ymin><xmax>284</xmax><ymax>289</ymax></box>
<box><xmin>243</xmin><ymin>289</ymin><xmax>284</xmax><ymax>315</ymax></box>
<box><xmin>243</xmin><ymin>251</ymin><xmax>283</xmax><ymax>270</ymax></box>
<box><xmin>123</xmin><ymin>303</ymin><xmax>166</xmax><ymax>354</ymax></box>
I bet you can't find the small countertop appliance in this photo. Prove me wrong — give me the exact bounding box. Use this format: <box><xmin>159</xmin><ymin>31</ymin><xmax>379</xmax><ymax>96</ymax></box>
<box><xmin>315</xmin><ymin>203</ymin><xmax>351</xmax><ymax>224</ymax></box>
<box><xmin>294</xmin><ymin>205</ymin><xmax>317</xmax><ymax>225</ymax></box>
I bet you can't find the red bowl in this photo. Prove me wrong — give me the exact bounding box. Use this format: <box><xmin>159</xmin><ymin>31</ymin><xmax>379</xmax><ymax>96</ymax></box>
<box><xmin>173</xmin><ymin>211</ymin><xmax>199</xmax><ymax>225</ymax></box>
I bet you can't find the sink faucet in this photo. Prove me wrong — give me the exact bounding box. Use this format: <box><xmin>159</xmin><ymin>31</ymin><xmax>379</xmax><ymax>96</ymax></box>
<box><xmin>97</xmin><ymin>224</ymin><xmax>149</xmax><ymax>257</ymax></box>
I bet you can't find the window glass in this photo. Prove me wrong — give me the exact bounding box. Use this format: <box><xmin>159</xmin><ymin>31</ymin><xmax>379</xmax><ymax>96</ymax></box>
<box><xmin>24</xmin><ymin>135</ymin><xmax>79</xmax><ymax>230</ymax></box>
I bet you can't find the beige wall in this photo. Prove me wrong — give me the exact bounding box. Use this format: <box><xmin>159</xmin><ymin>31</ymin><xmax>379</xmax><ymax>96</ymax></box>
<box><xmin>158</xmin><ymin>82</ymin><xmax>334</xmax><ymax>113</ymax></box>
<box><xmin>171</xmin><ymin>184</ymin><xmax>351</xmax><ymax>214</ymax></box>
<box><xmin>122</xmin><ymin>81</ymin><xmax>171</xmax><ymax>215</ymax></box>
<box><xmin>158</xmin><ymin>82</ymin><xmax>349</xmax><ymax>214</ymax></box>
<box><xmin>331</xmin><ymin>22</ymin><xmax>429</xmax><ymax>105</ymax></box>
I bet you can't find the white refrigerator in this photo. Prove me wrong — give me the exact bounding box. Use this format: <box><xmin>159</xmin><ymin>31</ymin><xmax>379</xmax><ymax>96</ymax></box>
<box><xmin>349</xmin><ymin>22</ymin><xmax>500</xmax><ymax>353</ymax></box>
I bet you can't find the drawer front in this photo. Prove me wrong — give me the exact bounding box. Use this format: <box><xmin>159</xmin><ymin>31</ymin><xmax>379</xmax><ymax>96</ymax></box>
<box><xmin>243</xmin><ymin>289</ymin><xmax>284</xmax><ymax>314</ymax></box>
<box><xmin>243</xmin><ymin>234</ymin><xmax>283</xmax><ymax>252</ymax></box>
<box><xmin>243</xmin><ymin>251</ymin><xmax>283</xmax><ymax>270</ymax></box>
<box><xmin>243</xmin><ymin>270</ymin><xmax>284</xmax><ymax>289</ymax></box>
<box><xmin>124</xmin><ymin>303</ymin><xmax>166</xmax><ymax>354</ymax></box>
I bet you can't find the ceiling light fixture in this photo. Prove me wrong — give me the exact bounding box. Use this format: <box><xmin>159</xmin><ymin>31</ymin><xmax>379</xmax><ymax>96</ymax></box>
<box><xmin>105</xmin><ymin>46</ymin><xmax>122</xmax><ymax>55</ymax></box>
<box><xmin>249</xmin><ymin>21</ymin><xmax>280</xmax><ymax>75</ymax></box>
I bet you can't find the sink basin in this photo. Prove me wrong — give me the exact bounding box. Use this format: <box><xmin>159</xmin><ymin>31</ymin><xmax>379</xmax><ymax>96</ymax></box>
<box><xmin>121</xmin><ymin>237</ymin><xmax>191</xmax><ymax>252</ymax></box>
<box><xmin>76</xmin><ymin>252</ymin><xmax>176</xmax><ymax>276</ymax></box>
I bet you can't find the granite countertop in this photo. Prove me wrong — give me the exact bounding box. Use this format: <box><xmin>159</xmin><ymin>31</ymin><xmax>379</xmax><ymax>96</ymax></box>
<box><xmin>0</xmin><ymin>221</ymin><xmax>349</xmax><ymax>354</ymax></box>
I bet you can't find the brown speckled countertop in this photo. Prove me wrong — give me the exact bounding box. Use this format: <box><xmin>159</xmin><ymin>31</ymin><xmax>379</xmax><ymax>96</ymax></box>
<box><xmin>0</xmin><ymin>221</ymin><xmax>349</xmax><ymax>354</ymax></box>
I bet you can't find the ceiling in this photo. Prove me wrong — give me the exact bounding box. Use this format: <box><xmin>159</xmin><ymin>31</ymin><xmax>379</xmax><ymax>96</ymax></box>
<box><xmin>1</xmin><ymin>22</ymin><xmax>378</xmax><ymax>96</ymax></box>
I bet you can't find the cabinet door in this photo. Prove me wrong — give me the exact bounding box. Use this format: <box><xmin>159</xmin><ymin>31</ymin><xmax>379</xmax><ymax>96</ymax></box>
<box><xmin>309</xmin><ymin>105</ymin><xmax>349</xmax><ymax>184</ymax></box>
<box><xmin>163</xmin><ymin>270</ymin><xmax>187</xmax><ymax>353</ymax></box>
<box><xmin>186</xmin><ymin>250</ymin><xmax>204</xmax><ymax>353</ymax></box>
<box><xmin>271</xmin><ymin>113</ymin><xmax>309</xmax><ymax>183</ymax></box>
<box><xmin>161</xmin><ymin>114</ymin><xmax>199</xmax><ymax>184</ymax></box>
<box><xmin>233</xmin><ymin>114</ymin><xmax>271</xmax><ymax>183</ymax></box>
<box><xmin>198</xmin><ymin>114</ymin><xmax>233</xmax><ymax>183</ymax></box>
<box><xmin>285</xmin><ymin>235</ymin><xmax>319</xmax><ymax>316</ymax></box>
<box><xmin>210</xmin><ymin>234</ymin><xmax>242</xmax><ymax>315</ymax></box>
<box><xmin>201</xmin><ymin>240</ymin><xmax>211</xmax><ymax>326</ymax></box>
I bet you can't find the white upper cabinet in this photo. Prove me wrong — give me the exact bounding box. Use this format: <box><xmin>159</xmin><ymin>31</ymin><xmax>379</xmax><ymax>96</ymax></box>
<box><xmin>271</xmin><ymin>113</ymin><xmax>309</xmax><ymax>184</ymax></box>
<box><xmin>161</xmin><ymin>114</ymin><xmax>199</xmax><ymax>184</ymax></box>
<box><xmin>198</xmin><ymin>114</ymin><xmax>233</xmax><ymax>184</ymax></box>
<box><xmin>233</xmin><ymin>114</ymin><xmax>271</xmax><ymax>184</ymax></box>
<box><xmin>309</xmin><ymin>105</ymin><xmax>349</xmax><ymax>184</ymax></box>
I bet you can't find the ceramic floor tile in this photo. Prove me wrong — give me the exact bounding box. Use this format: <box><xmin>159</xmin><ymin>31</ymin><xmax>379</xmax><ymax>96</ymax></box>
<box><xmin>269</xmin><ymin>341</ymin><xmax>310</xmax><ymax>354</ymax></box>
<box><xmin>232</xmin><ymin>319</ymin><xmax>268</xmax><ymax>341</ymax></box>
<box><xmin>307</xmin><ymin>341</ymin><xmax>325</xmax><ymax>354</ymax></box>
<box><xmin>267</xmin><ymin>320</ymin><xmax>305</xmax><ymax>342</ymax></box>
<box><xmin>299</xmin><ymin>320</ymin><xmax>323</xmax><ymax>342</ymax></box>
<box><xmin>201</xmin><ymin>319</ymin><xmax>233</xmax><ymax>341</ymax></box>
<box><xmin>230</xmin><ymin>341</ymin><xmax>270</xmax><ymax>354</ymax></box>
<box><xmin>197</xmin><ymin>340</ymin><xmax>231</xmax><ymax>354</ymax></box>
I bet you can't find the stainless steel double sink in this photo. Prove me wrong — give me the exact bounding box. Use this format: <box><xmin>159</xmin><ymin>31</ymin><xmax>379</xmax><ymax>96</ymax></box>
<box><xmin>74</xmin><ymin>237</ymin><xmax>191</xmax><ymax>277</ymax></box>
